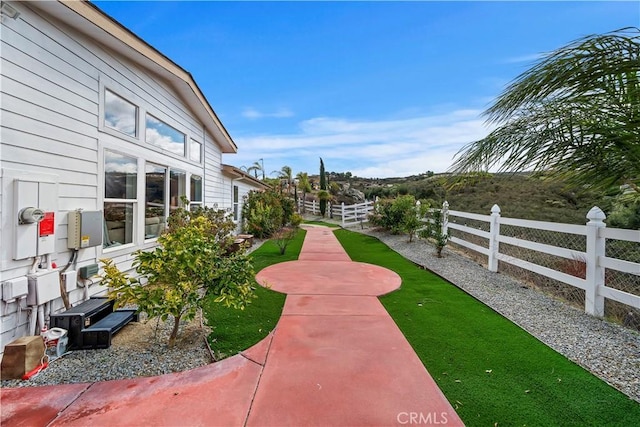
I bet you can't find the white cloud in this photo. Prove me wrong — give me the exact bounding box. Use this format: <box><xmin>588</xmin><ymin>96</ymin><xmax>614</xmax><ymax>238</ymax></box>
<box><xmin>241</xmin><ymin>107</ymin><xmax>294</xmax><ymax>119</ymax></box>
<box><xmin>145</xmin><ymin>128</ymin><xmax>184</xmax><ymax>155</ymax></box>
<box><xmin>227</xmin><ymin>108</ymin><xmax>496</xmax><ymax>178</ymax></box>
<box><xmin>504</xmin><ymin>53</ymin><xmax>545</xmax><ymax>64</ymax></box>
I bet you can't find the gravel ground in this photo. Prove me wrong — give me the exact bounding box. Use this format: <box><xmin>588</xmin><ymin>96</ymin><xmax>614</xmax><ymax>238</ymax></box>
<box><xmin>0</xmin><ymin>239</ymin><xmax>267</xmax><ymax>389</ymax></box>
<box><xmin>0</xmin><ymin>312</ymin><xmax>214</xmax><ymax>388</ymax></box>
<box><xmin>354</xmin><ymin>226</ymin><xmax>640</xmax><ymax>403</ymax></box>
<box><xmin>2</xmin><ymin>231</ymin><xmax>639</xmax><ymax>404</ymax></box>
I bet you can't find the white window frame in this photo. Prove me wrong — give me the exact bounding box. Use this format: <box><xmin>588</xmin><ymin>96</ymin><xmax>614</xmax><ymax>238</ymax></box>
<box><xmin>189</xmin><ymin>139</ymin><xmax>203</xmax><ymax>163</ymax></box>
<box><xmin>145</xmin><ymin>113</ymin><xmax>186</xmax><ymax>157</ymax></box>
<box><xmin>144</xmin><ymin>162</ymin><xmax>168</xmax><ymax>241</ymax></box>
<box><xmin>190</xmin><ymin>174</ymin><xmax>203</xmax><ymax>209</ymax></box>
<box><xmin>232</xmin><ymin>184</ymin><xmax>239</xmax><ymax>222</ymax></box>
<box><xmin>103</xmin><ymin>89</ymin><xmax>139</xmax><ymax>138</ymax></box>
<box><xmin>103</xmin><ymin>149</ymin><xmax>138</xmax><ymax>251</ymax></box>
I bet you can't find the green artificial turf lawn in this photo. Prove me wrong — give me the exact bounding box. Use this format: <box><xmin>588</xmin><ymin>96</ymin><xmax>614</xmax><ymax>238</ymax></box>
<box><xmin>202</xmin><ymin>229</ymin><xmax>305</xmax><ymax>358</ymax></box>
<box><xmin>333</xmin><ymin>228</ymin><xmax>640</xmax><ymax>426</ymax></box>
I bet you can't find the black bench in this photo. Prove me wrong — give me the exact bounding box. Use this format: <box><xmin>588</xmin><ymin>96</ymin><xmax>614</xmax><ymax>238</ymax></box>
<box><xmin>80</xmin><ymin>309</ymin><xmax>138</xmax><ymax>349</ymax></box>
<box><xmin>50</xmin><ymin>297</ymin><xmax>137</xmax><ymax>350</ymax></box>
<box><xmin>50</xmin><ymin>297</ymin><xmax>114</xmax><ymax>349</ymax></box>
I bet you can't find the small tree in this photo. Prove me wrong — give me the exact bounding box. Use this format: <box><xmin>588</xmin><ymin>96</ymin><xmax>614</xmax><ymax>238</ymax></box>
<box><xmin>101</xmin><ymin>208</ymin><xmax>255</xmax><ymax>347</ymax></box>
<box><xmin>403</xmin><ymin>201</ymin><xmax>429</xmax><ymax>243</ymax></box>
<box><xmin>319</xmin><ymin>158</ymin><xmax>327</xmax><ymax>216</ymax></box>
<box><xmin>272</xmin><ymin>227</ymin><xmax>297</xmax><ymax>255</ymax></box>
<box><xmin>317</xmin><ymin>190</ymin><xmax>330</xmax><ymax>217</ymax></box>
<box><xmin>420</xmin><ymin>208</ymin><xmax>450</xmax><ymax>257</ymax></box>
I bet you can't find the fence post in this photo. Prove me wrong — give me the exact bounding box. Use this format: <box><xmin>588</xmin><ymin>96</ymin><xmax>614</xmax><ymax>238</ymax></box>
<box><xmin>441</xmin><ymin>201</ymin><xmax>449</xmax><ymax>236</ymax></box>
<box><xmin>313</xmin><ymin>200</ymin><xmax>316</xmax><ymax>215</ymax></box>
<box><xmin>341</xmin><ymin>202</ymin><xmax>345</xmax><ymax>227</ymax></box>
<box><xmin>488</xmin><ymin>204</ymin><xmax>501</xmax><ymax>272</ymax></box>
<box><xmin>416</xmin><ymin>200</ymin><xmax>421</xmax><ymax>219</ymax></box>
<box><xmin>585</xmin><ymin>206</ymin><xmax>606</xmax><ymax>317</ymax></box>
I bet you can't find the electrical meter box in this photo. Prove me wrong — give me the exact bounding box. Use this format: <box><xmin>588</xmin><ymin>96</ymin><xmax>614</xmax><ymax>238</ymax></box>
<box><xmin>68</xmin><ymin>210</ymin><xmax>103</xmax><ymax>249</ymax></box>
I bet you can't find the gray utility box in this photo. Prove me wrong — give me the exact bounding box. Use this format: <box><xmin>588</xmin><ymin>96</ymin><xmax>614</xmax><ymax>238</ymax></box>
<box><xmin>68</xmin><ymin>210</ymin><xmax>103</xmax><ymax>249</ymax></box>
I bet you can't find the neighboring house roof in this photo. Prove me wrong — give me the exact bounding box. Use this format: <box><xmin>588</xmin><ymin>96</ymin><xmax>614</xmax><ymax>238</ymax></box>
<box><xmin>222</xmin><ymin>164</ymin><xmax>271</xmax><ymax>190</ymax></box>
<box><xmin>28</xmin><ymin>0</ymin><xmax>237</xmax><ymax>153</ymax></box>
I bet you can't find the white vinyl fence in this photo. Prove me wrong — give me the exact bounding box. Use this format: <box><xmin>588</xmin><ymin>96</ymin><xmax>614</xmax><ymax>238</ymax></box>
<box><xmin>333</xmin><ymin>201</ymin><xmax>374</xmax><ymax>228</ymax></box>
<box><xmin>298</xmin><ymin>199</ymin><xmax>374</xmax><ymax>228</ymax></box>
<box><xmin>426</xmin><ymin>202</ymin><xmax>640</xmax><ymax>320</ymax></box>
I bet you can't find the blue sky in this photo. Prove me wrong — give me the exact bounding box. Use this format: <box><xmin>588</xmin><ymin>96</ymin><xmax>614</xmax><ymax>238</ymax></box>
<box><xmin>94</xmin><ymin>1</ymin><xmax>639</xmax><ymax>178</ymax></box>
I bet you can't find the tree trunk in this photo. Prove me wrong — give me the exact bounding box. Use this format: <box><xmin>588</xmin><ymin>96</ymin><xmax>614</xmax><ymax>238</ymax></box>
<box><xmin>169</xmin><ymin>314</ymin><xmax>182</xmax><ymax>347</ymax></box>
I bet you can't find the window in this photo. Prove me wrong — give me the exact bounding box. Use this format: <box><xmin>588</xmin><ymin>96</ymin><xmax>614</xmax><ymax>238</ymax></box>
<box><xmin>190</xmin><ymin>139</ymin><xmax>202</xmax><ymax>163</ymax></box>
<box><xmin>104</xmin><ymin>90</ymin><xmax>137</xmax><ymax>137</ymax></box>
<box><xmin>104</xmin><ymin>151</ymin><xmax>137</xmax><ymax>248</ymax></box>
<box><xmin>190</xmin><ymin>174</ymin><xmax>203</xmax><ymax>209</ymax></box>
<box><xmin>170</xmin><ymin>169</ymin><xmax>186</xmax><ymax>213</ymax></box>
<box><xmin>145</xmin><ymin>163</ymin><xmax>167</xmax><ymax>239</ymax></box>
<box><xmin>233</xmin><ymin>185</ymin><xmax>239</xmax><ymax>221</ymax></box>
<box><xmin>145</xmin><ymin>114</ymin><xmax>185</xmax><ymax>156</ymax></box>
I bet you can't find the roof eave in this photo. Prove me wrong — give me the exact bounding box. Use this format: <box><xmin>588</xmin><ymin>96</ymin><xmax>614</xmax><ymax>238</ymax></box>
<box><xmin>222</xmin><ymin>164</ymin><xmax>271</xmax><ymax>190</ymax></box>
<box><xmin>28</xmin><ymin>0</ymin><xmax>237</xmax><ymax>153</ymax></box>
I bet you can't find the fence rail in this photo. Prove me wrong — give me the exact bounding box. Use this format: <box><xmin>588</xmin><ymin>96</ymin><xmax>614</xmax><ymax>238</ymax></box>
<box><xmin>334</xmin><ymin>201</ymin><xmax>374</xmax><ymax>228</ymax></box>
<box><xmin>298</xmin><ymin>199</ymin><xmax>374</xmax><ymax>228</ymax></box>
<box><xmin>425</xmin><ymin>202</ymin><xmax>640</xmax><ymax>322</ymax></box>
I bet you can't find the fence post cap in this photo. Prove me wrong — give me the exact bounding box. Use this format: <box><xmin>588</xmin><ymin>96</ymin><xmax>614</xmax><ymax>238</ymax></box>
<box><xmin>443</xmin><ymin>201</ymin><xmax>449</xmax><ymax>208</ymax></box>
<box><xmin>491</xmin><ymin>204</ymin><xmax>501</xmax><ymax>214</ymax></box>
<box><xmin>586</xmin><ymin>206</ymin><xmax>606</xmax><ymax>223</ymax></box>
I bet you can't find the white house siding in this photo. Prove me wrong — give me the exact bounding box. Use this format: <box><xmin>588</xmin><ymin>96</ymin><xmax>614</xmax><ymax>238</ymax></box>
<box><xmin>204</xmin><ymin>133</ymin><xmax>225</xmax><ymax>209</ymax></box>
<box><xmin>0</xmin><ymin>1</ymin><xmax>231</xmax><ymax>353</ymax></box>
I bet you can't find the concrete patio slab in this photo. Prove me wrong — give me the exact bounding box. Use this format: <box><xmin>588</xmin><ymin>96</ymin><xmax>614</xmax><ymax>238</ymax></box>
<box><xmin>50</xmin><ymin>355</ymin><xmax>261</xmax><ymax>426</ymax></box>
<box><xmin>283</xmin><ymin>294</ymin><xmax>388</xmax><ymax>316</ymax></box>
<box><xmin>247</xmin><ymin>314</ymin><xmax>459</xmax><ymax>426</ymax></box>
<box><xmin>0</xmin><ymin>383</ymin><xmax>90</xmax><ymax>427</ymax></box>
<box><xmin>256</xmin><ymin>260</ymin><xmax>401</xmax><ymax>296</ymax></box>
<box><xmin>241</xmin><ymin>331</ymin><xmax>274</xmax><ymax>366</ymax></box>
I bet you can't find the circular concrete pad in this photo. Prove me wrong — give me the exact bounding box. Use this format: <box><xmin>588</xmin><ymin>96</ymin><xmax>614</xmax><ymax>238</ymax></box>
<box><xmin>256</xmin><ymin>260</ymin><xmax>401</xmax><ymax>296</ymax></box>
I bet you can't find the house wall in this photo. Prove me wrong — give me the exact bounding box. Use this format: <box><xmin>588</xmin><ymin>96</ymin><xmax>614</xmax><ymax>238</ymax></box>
<box><xmin>221</xmin><ymin>175</ymin><xmax>266</xmax><ymax>232</ymax></box>
<box><xmin>0</xmin><ymin>1</ymin><xmax>229</xmax><ymax>353</ymax></box>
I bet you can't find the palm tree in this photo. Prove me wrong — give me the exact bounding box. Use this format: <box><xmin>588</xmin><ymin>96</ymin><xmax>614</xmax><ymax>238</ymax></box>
<box><xmin>246</xmin><ymin>160</ymin><xmax>265</xmax><ymax>180</ymax></box>
<box><xmin>451</xmin><ymin>27</ymin><xmax>640</xmax><ymax>193</ymax></box>
<box><xmin>272</xmin><ymin>165</ymin><xmax>293</xmax><ymax>194</ymax></box>
<box><xmin>296</xmin><ymin>172</ymin><xmax>312</xmax><ymax>212</ymax></box>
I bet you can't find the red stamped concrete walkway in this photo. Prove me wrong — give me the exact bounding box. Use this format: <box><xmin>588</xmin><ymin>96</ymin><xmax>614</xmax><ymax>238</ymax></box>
<box><xmin>1</xmin><ymin>226</ymin><xmax>462</xmax><ymax>426</ymax></box>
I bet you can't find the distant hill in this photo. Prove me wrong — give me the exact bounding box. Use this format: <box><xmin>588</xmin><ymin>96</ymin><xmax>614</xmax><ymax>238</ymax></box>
<box><xmin>340</xmin><ymin>172</ymin><xmax>616</xmax><ymax>225</ymax></box>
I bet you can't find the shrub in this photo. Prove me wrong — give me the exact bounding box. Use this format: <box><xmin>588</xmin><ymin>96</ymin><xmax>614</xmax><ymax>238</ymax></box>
<box><xmin>290</xmin><ymin>212</ymin><xmax>303</xmax><ymax>228</ymax></box>
<box><xmin>369</xmin><ymin>195</ymin><xmax>421</xmax><ymax>236</ymax></box>
<box><xmin>242</xmin><ymin>190</ymin><xmax>294</xmax><ymax>238</ymax></box>
<box><xmin>101</xmin><ymin>208</ymin><xmax>255</xmax><ymax>347</ymax></box>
